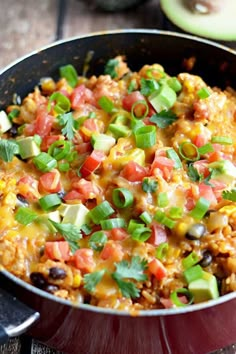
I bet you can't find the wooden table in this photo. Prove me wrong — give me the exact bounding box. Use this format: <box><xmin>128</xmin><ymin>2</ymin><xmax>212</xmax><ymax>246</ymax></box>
<box><xmin>0</xmin><ymin>0</ymin><xmax>236</xmax><ymax>353</ymax></box>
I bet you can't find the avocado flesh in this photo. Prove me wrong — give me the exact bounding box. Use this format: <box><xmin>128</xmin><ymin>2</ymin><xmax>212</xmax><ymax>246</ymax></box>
<box><xmin>160</xmin><ymin>0</ymin><xmax>236</xmax><ymax>41</ymax></box>
<box><xmin>189</xmin><ymin>272</ymin><xmax>219</xmax><ymax>303</ymax></box>
<box><xmin>60</xmin><ymin>204</ymin><xmax>90</xmax><ymax>228</ymax></box>
<box><xmin>17</xmin><ymin>137</ymin><xmax>40</xmax><ymax>159</ymax></box>
<box><xmin>0</xmin><ymin>111</ymin><xmax>12</xmax><ymax>133</ymax></box>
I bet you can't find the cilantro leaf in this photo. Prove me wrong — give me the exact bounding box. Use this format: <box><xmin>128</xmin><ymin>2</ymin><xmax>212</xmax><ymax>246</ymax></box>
<box><xmin>127</xmin><ymin>79</ymin><xmax>137</xmax><ymax>94</ymax></box>
<box><xmin>84</xmin><ymin>269</ymin><xmax>105</xmax><ymax>293</ymax></box>
<box><xmin>222</xmin><ymin>189</ymin><xmax>236</xmax><ymax>202</ymax></box>
<box><xmin>0</xmin><ymin>140</ymin><xmax>19</xmax><ymax>162</ymax></box>
<box><xmin>142</xmin><ymin>178</ymin><xmax>158</xmax><ymax>193</ymax></box>
<box><xmin>104</xmin><ymin>59</ymin><xmax>119</xmax><ymax>79</ymax></box>
<box><xmin>149</xmin><ymin>110</ymin><xmax>178</xmax><ymax>128</ymax></box>
<box><xmin>113</xmin><ymin>256</ymin><xmax>148</xmax><ymax>282</ymax></box>
<box><xmin>187</xmin><ymin>163</ymin><xmax>202</xmax><ymax>182</ymax></box>
<box><xmin>140</xmin><ymin>78</ymin><xmax>159</xmax><ymax>96</ymax></box>
<box><xmin>112</xmin><ymin>274</ymin><xmax>140</xmax><ymax>298</ymax></box>
<box><xmin>49</xmin><ymin>220</ymin><xmax>82</xmax><ymax>253</ymax></box>
<box><xmin>58</xmin><ymin>112</ymin><xmax>76</xmax><ymax>140</ymax></box>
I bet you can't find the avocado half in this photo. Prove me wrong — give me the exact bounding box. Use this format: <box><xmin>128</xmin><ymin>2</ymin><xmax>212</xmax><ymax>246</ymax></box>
<box><xmin>160</xmin><ymin>0</ymin><xmax>236</xmax><ymax>41</ymax></box>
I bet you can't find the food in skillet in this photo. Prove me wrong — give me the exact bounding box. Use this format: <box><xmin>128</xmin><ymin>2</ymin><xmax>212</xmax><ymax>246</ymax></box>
<box><xmin>0</xmin><ymin>56</ymin><xmax>236</xmax><ymax>311</ymax></box>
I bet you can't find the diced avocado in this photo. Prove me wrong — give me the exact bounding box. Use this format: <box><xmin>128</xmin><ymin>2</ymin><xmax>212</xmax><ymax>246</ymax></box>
<box><xmin>58</xmin><ymin>203</ymin><xmax>71</xmax><ymax>217</ymax></box>
<box><xmin>47</xmin><ymin>210</ymin><xmax>61</xmax><ymax>223</ymax></box>
<box><xmin>108</xmin><ymin>124</ymin><xmax>131</xmax><ymax>139</ymax></box>
<box><xmin>0</xmin><ymin>110</ymin><xmax>12</xmax><ymax>134</ymax></box>
<box><xmin>61</xmin><ymin>203</ymin><xmax>90</xmax><ymax>228</ymax></box>
<box><xmin>91</xmin><ymin>133</ymin><xmax>116</xmax><ymax>153</ymax></box>
<box><xmin>117</xmin><ymin>148</ymin><xmax>145</xmax><ymax>168</ymax></box>
<box><xmin>17</xmin><ymin>137</ymin><xmax>41</xmax><ymax>159</ymax></box>
<box><xmin>209</xmin><ymin>160</ymin><xmax>236</xmax><ymax>186</ymax></box>
<box><xmin>184</xmin><ymin>265</ymin><xmax>204</xmax><ymax>284</ymax></box>
<box><xmin>160</xmin><ymin>0</ymin><xmax>236</xmax><ymax>41</ymax></box>
<box><xmin>189</xmin><ymin>272</ymin><xmax>219</xmax><ymax>303</ymax></box>
<box><xmin>149</xmin><ymin>85</ymin><xmax>176</xmax><ymax>113</ymax></box>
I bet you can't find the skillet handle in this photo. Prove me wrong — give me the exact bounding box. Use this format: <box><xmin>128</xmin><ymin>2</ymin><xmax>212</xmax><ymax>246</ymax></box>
<box><xmin>0</xmin><ymin>288</ymin><xmax>40</xmax><ymax>344</ymax></box>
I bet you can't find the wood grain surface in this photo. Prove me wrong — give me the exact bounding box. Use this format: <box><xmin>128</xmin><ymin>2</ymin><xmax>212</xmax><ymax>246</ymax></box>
<box><xmin>0</xmin><ymin>0</ymin><xmax>236</xmax><ymax>353</ymax></box>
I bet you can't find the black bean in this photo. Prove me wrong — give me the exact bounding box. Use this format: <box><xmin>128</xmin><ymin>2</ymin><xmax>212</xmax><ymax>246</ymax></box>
<box><xmin>57</xmin><ymin>190</ymin><xmax>66</xmax><ymax>199</ymax></box>
<box><xmin>199</xmin><ymin>250</ymin><xmax>213</xmax><ymax>267</ymax></box>
<box><xmin>186</xmin><ymin>223</ymin><xmax>206</xmax><ymax>240</ymax></box>
<box><xmin>30</xmin><ymin>272</ymin><xmax>47</xmax><ymax>289</ymax></box>
<box><xmin>16</xmin><ymin>194</ymin><xmax>29</xmax><ymax>207</ymax></box>
<box><xmin>8</xmin><ymin>124</ymin><xmax>19</xmax><ymax>137</ymax></box>
<box><xmin>44</xmin><ymin>284</ymin><xmax>59</xmax><ymax>294</ymax></box>
<box><xmin>49</xmin><ymin>267</ymin><xmax>67</xmax><ymax>280</ymax></box>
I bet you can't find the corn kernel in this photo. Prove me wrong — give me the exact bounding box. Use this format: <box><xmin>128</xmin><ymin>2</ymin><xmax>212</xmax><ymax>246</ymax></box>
<box><xmin>3</xmin><ymin>192</ymin><xmax>17</xmax><ymax>207</ymax></box>
<box><xmin>219</xmin><ymin>205</ymin><xmax>236</xmax><ymax>216</ymax></box>
<box><xmin>73</xmin><ymin>274</ymin><xmax>82</xmax><ymax>288</ymax></box>
<box><xmin>0</xmin><ymin>180</ymin><xmax>6</xmax><ymax>191</ymax></box>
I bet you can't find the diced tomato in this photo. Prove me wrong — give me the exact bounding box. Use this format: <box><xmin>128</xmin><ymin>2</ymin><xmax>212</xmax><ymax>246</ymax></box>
<box><xmin>148</xmin><ymin>222</ymin><xmax>168</xmax><ymax>246</ymax></box>
<box><xmin>63</xmin><ymin>190</ymin><xmax>84</xmax><ymax>202</ymax></box>
<box><xmin>148</xmin><ymin>258</ymin><xmax>167</xmax><ymax>280</ymax></box>
<box><xmin>45</xmin><ymin>241</ymin><xmax>70</xmax><ymax>261</ymax></box>
<box><xmin>38</xmin><ymin>170</ymin><xmax>61</xmax><ymax>193</ymax></box>
<box><xmin>80</xmin><ymin>150</ymin><xmax>105</xmax><ymax>178</ymax></box>
<box><xmin>79</xmin><ymin>118</ymin><xmax>101</xmax><ymax>142</ymax></box>
<box><xmin>72</xmin><ymin>178</ymin><xmax>100</xmax><ymax>199</ymax></box>
<box><xmin>192</xmin><ymin>159</ymin><xmax>209</xmax><ymax>177</ymax></box>
<box><xmin>17</xmin><ymin>176</ymin><xmax>41</xmax><ymax>202</ymax></box>
<box><xmin>198</xmin><ymin>183</ymin><xmax>217</xmax><ymax>207</ymax></box>
<box><xmin>120</xmin><ymin>161</ymin><xmax>147</xmax><ymax>182</ymax></box>
<box><xmin>75</xmin><ymin>142</ymin><xmax>92</xmax><ymax>154</ymax></box>
<box><xmin>74</xmin><ymin>248</ymin><xmax>95</xmax><ymax>273</ymax></box>
<box><xmin>41</xmin><ymin>135</ymin><xmax>63</xmax><ymax>152</ymax></box>
<box><xmin>160</xmin><ymin>295</ymin><xmax>188</xmax><ymax>309</ymax></box>
<box><xmin>193</xmin><ymin>134</ymin><xmax>208</xmax><ymax>148</ymax></box>
<box><xmin>100</xmin><ymin>242</ymin><xmax>124</xmax><ymax>262</ymax></box>
<box><xmin>208</xmin><ymin>151</ymin><xmax>222</xmax><ymax>162</ymax></box>
<box><xmin>150</xmin><ymin>155</ymin><xmax>174</xmax><ymax>180</ymax></box>
<box><xmin>210</xmin><ymin>179</ymin><xmax>227</xmax><ymax>200</ymax></box>
<box><xmin>34</xmin><ymin>106</ymin><xmax>53</xmax><ymax>137</ymax></box>
<box><xmin>70</xmin><ymin>84</ymin><xmax>95</xmax><ymax>109</ymax></box>
<box><xmin>122</xmin><ymin>91</ymin><xmax>146</xmax><ymax>112</ymax></box>
<box><xmin>110</xmin><ymin>228</ymin><xmax>129</xmax><ymax>241</ymax></box>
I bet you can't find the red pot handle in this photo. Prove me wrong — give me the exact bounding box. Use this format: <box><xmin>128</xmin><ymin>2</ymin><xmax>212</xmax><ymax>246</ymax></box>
<box><xmin>0</xmin><ymin>288</ymin><xmax>39</xmax><ymax>344</ymax></box>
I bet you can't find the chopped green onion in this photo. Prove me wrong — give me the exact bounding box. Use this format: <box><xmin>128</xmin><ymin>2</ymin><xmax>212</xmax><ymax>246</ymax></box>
<box><xmin>142</xmin><ymin>178</ymin><xmax>158</xmax><ymax>193</ymax></box>
<box><xmin>222</xmin><ymin>189</ymin><xmax>236</xmax><ymax>202</ymax></box>
<box><xmin>198</xmin><ymin>143</ymin><xmax>214</xmax><ymax>155</ymax></box>
<box><xmin>154</xmin><ymin>210</ymin><xmax>176</xmax><ymax>229</ymax></box>
<box><xmin>33</xmin><ymin>134</ymin><xmax>42</xmax><ymax>147</ymax></box>
<box><xmin>48</xmin><ymin>140</ymin><xmax>71</xmax><ymax>160</ymax></box>
<box><xmin>184</xmin><ymin>265</ymin><xmax>204</xmax><ymax>284</ymax></box>
<box><xmin>59</xmin><ymin>64</ymin><xmax>78</xmax><ymax>88</ymax></box>
<box><xmin>80</xmin><ymin>224</ymin><xmax>92</xmax><ymax>235</ymax></box>
<box><xmin>33</xmin><ymin>152</ymin><xmax>57</xmax><ymax>172</ymax></box>
<box><xmin>148</xmin><ymin>85</ymin><xmax>177</xmax><ymax>112</ymax></box>
<box><xmin>211</xmin><ymin>136</ymin><xmax>233</xmax><ymax>145</ymax></box>
<box><xmin>168</xmin><ymin>206</ymin><xmax>183</xmax><ymax>219</ymax></box>
<box><xmin>189</xmin><ymin>197</ymin><xmax>210</xmax><ymax>220</ymax></box>
<box><xmin>166</xmin><ymin>148</ymin><xmax>182</xmax><ymax>169</ymax></box>
<box><xmin>58</xmin><ymin>161</ymin><xmax>70</xmax><ymax>172</ymax></box>
<box><xmin>131</xmin><ymin>100</ymin><xmax>149</xmax><ymax>120</ymax></box>
<box><xmin>140</xmin><ymin>211</ymin><xmax>152</xmax><ymax>225</ymax></box>
<box><xmin>130</xmin><ymin>118</ymin><xmax>145</xmax><ymax>132</ymax></box>
<box><xmin>100</xmin><ymin>218</ymin><xmax>126</xmax><ymax>230</ymax></box>
<box><xmin>88</xmin><ymin>112</ymin><xmax>96</xmax><ymax>119</ymax></box>
<box><xmin>128</xmin><ymin>219</ymin><xmax>144</xmax><ymax>234</ymax></box>
<box><xmin>89</xmin><ymin>201</ymin><xmax>114</xmax><ymax>225</ymax></box>
<box><xmin>39</xmin><ymin>194</ymin><xmax>62</xmax><ymax>211</ymax></box>
<box><xmin>170</xmin><ymin>288</ymin><xmax>194</xmax><ymax>307</ymax></box>
<box><xmin>98</xmin><ymin>96</ymin><xmax>114</xmax><ymax>113</ymax></box>
<box><xmin>182</xmin><ymin>252</ymin><xmax>200</xmax><ymax>270</ymax></box>
<box><xmin>179</xmin><ymin>142</ymin><xmax>200</xmax><ymax>162</ymax></box>
<box><xmin>155</xmin><ymin>242</ymin><xmax>169</xmax><ymax>260</ymax></box>
<box><xmin>89</xmin><ymin>231</ymin><xmax>108</xmax><ymax>251</ymax></box>
<box><xmin>134</xmin><ymin>126</ymin><xmax>157</xmax><ymax>148</ymax></box>
<box><xmin>197</xmin><ymin>87</ymin><xmax>211</xmax><ymax>99</ymax></box>
<box><xmin>15</xmin><ymin>207</ymin><xmax>38</xmax><ymax>225</ymax></box>
<box><xmin>8</xmin><ymin>109</ymin><xmax>20</xmax><ymax>121</ymax></box>
<box><xmin>48</xmin><ymin>92</ymin><xmax>71</xmax><ymax>114</ymax></box>
<box><xmin>157</xmin><ymin>192</ymin><xmax>169</xmax><ymax>208</ymax></box>
<box><xmin>167</xmin><ymin>77</ymin><xmax>182</xmax><ymax>92</ymax></box>
<box><xmin>131</xmin><ymin>226</ymin><xmax>151</xmax><ymax>242</ymax></box>
<box><xmin>112</xmin><ymin>188</ymin><xmax>134</xmax><ymax>208</ymax></box>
